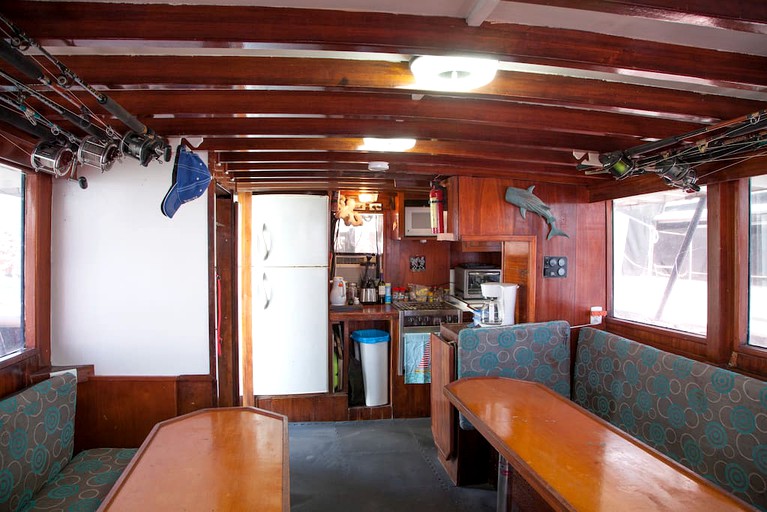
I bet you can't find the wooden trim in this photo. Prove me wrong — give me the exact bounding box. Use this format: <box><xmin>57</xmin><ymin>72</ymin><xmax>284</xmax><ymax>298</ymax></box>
<box><xmin>605</xmin><ymin>200</ymin><xmax>614</xmax><ymax>321</ymax></box>
<box><xmin>239</xmin><ymin>193</ymin><xmax>254</xmax><ymax>406</ymax></box>
<box><xmin>23</xmin><ymin>171</ymin><xmax>52</xmax><ymax>366</ymax></box>
<box><xmin>605</xmin><ymin>317</ymin><xmax>708</xmax><ymax>360</ymax></box>
<box><xmin>207</xmin><ymin>176</ymin><xmax>216</xmax><ymax>386</ymax></box>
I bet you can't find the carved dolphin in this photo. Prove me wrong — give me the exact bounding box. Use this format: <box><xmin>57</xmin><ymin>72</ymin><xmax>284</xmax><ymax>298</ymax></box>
<box><xmin>504</xmin><ymin>185</ymin><xmax>569</xmax><ymax>240</ymax></box>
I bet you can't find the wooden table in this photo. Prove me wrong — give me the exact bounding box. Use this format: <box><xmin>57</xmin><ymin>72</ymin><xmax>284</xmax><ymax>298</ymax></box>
<box><xmin>444</xmin><ymin>377</ymin><xmax>755</xmax><ymax>512</ymax></box>
<box><xmin>98</xmin><ymin>407</ymin><xmax>289</xmax><ymax>511</ymax></box>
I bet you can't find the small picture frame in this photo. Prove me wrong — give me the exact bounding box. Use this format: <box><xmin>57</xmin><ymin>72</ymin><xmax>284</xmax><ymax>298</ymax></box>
<box><xmin>410</xmin><ymin>255</ymin><xmax>426</xmax><ymax>272</ymax></box>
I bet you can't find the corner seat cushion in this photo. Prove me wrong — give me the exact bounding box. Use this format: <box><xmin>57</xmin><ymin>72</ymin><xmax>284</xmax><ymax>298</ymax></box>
<box><xmin>573</xmin><ymin>327</ymin><xmax>767</xmax><ymax>511</ymax></box>
<box><xmin>26</xmin><ymin>448</ymin><xmax>137</xmax><ymax>512</ymax></box>
<box><xmin>0</xmin><ymin>374</ymin><xmax>77</xmax><ymax>512</ymax></box>
<box><xmin>457</xmin><ymin>320</ymin><xmax>571</xmax><ymax>429</ymax></box>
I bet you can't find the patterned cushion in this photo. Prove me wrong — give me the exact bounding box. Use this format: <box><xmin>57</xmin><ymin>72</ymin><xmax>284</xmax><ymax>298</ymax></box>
<box><xmin>573</xmin><ymin>327</ymin><xmax>767</xmax><ymax>511</ymax></box>
<box><xmin>26</xmin><ymin>448</ymin><xmax>137</xmax><ymax>512</ymax></box>
<box><xmin>457</xmin><ymin>321</ymin><xmax>571</xmax><ymax>429</ymax></box>
<box><xmin>0</xmin><ymin>374</ymin><xmax>77</xmax><ymax>512</ymax></box>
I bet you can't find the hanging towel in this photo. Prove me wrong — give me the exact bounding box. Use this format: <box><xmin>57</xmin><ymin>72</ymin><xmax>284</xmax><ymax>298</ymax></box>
<box><xmin>404</xmin><ymin>332</ymin><xmax>431</xmax><ymax>384</ymax></box>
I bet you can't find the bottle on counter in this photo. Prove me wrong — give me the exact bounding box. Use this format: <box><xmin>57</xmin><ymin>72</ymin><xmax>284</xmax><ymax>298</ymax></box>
<box><xmin>378</xmin><ymin>275</ymin><xmax>386</xmax><ymax>304</ymax></box>
<box><xmin>385</xmin><ymin>283</ymin><xmax>392</xmax><ymax>304</ymax></box>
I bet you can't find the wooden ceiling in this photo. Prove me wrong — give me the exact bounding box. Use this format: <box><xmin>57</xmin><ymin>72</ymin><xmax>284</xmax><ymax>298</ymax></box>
<box><xmin>1</xmin><ymin>1</ymin><xmax>766</xmax><ymax>195</ymax></box>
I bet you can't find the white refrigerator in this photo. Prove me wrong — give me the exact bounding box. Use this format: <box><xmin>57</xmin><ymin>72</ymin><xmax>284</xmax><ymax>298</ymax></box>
<box><xmin>247</xmin><ymin>194</ymin><xmax>329</xmax><ymax>395</ymax></box>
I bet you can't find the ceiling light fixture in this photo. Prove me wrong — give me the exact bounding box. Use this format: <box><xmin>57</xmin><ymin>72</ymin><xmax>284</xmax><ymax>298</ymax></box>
<box><xmin>368</xmin><ymin>161</ymin><xmax>389</xmax><ymax>172</ymax></box>
<box><xmin>358</xmin><ymin>137</ymin><xmax>416</xmax><ymax>152</ymax></box>
<box><xmin>358</xmin><ymin>193</ymin><xmax>378</xmax><ymax>203</ymax></box>
<box><xmin>410</xmin><ymin>55</ymin><xmax>499</xmax><ymax>92</ymax></box>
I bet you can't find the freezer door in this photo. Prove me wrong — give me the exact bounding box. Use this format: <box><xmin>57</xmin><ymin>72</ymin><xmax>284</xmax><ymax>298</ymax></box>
<box><xmin>251</xmin><ymin>194</ymin><xmax>329</xmax><ymax>267</ymax></box>
<box><xmin>251</xmin><ymin>266</ymin><xmax>329</xmax><ymax>395</ymax></box>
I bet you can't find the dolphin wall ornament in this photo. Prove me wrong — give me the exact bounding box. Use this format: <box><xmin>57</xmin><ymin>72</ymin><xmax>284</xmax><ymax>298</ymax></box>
<box><xmin>504</xmin><ymin>186</ymin><xmax>569</xmax><ymax>240</ymax></box>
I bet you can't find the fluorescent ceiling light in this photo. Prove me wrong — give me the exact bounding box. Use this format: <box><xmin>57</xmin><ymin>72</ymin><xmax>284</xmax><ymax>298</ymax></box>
<box><xmin>359</xmin><ymin>137</ymin><xmax>416</xmax><ymax>152</ymax></box>
<box><xmin>410</xmin><ymin>56</ymin><xmax>499</xmax><ymax>92</ymax></box>
<box><xmin>358</xmin><ymin>193</ymin><xmax>379</xmax><ymax>203</ymax></box>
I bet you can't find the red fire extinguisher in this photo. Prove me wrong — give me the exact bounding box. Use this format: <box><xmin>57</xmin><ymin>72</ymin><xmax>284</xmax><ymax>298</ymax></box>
<box><xmin>429</xmin><ymin>182</ymin><xmax>445</xmax><ymax>234</ymax></box>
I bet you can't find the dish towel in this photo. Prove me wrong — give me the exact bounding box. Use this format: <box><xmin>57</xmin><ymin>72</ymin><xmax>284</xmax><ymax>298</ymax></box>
<box><xmin>404</xmin><ymin>332</ymin><xmax>431</xmax><ymax>384</ymax></box>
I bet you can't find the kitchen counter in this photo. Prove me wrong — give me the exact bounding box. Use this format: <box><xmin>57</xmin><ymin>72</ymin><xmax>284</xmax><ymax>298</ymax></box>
<box><xmin>329</xmin><ymin>304</ymin><xmax>399</xmax><ymax>321</ymax></box>
<box><xmin>439</xmin><ymin>323</ymin><xmax>473</xmax><ymax>343</ymax></box>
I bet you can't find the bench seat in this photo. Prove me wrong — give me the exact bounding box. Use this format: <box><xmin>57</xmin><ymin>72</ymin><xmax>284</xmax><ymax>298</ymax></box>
<box><xmin>0</xmin><ymin>373</ymin><xmax>136</xmax><ymax>512</ymax></box>
<box><xmin>573</xmin><ymin>327</ymin><xmax>767</xmax><ymax>511</ymax></box>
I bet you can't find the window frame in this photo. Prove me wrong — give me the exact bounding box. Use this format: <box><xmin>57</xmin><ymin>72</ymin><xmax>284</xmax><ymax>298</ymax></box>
<box><xmin>0</xmin><ymin>168</ymin><xmax>51</xmax><ymax>371</ymax></box>
<box><xmin>607</xmin><ymin>177</ymin><xmax>767</xmax><ymax>378</ymax></box>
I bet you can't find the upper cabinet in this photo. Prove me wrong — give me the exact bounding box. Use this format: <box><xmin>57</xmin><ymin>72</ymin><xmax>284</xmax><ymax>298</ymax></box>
<box><xmin>439</xmin><ymin>176</ymin><xmax>519</xmax><ymax>240</ymax></box>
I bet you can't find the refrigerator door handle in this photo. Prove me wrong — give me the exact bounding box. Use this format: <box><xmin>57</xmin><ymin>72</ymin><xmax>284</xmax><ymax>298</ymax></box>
<box><xmin>260</xmin><ymin>223</ymin><xmax>272</xmax><ymax>261</ymax></box>
<box><xmin>261</xmin><ymin>271</ymin><xmax>272</xmax><ymax>310</ymax></box>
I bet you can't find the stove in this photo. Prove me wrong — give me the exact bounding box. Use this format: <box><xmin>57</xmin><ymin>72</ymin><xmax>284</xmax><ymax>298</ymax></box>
<box><xmin>393</xmin><ymin>301</ymin><xmax>461</xmax><ymax>377</ymax></box>
<box><xmin>393</xmin><ymin>301</ymin><xmax>461</xmax><ymax>326</ymax></box>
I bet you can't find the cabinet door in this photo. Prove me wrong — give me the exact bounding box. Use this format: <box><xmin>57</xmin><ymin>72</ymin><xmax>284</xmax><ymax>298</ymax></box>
<box><xmin>431</xmin><ymin>333</ymin><xmax>456</xmax><ymax>461</ymax></box>
<box><xmin>457</xmin><ymin>177</ymin><xmax>519</xmax><ymax>237</ymax></box>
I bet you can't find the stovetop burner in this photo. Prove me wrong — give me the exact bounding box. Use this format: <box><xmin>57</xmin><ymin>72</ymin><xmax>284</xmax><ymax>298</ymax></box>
<box><xmin>393</xmin><ymin>301</ymin><xmax>456</xmax><ymax>311</ymax></box>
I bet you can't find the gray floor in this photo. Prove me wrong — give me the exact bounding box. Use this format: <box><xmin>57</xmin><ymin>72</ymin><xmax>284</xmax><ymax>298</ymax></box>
<box><xmin>289</xmin><ymin>418</ymin><xmax>496</xmax><ymax>511</ymax></box>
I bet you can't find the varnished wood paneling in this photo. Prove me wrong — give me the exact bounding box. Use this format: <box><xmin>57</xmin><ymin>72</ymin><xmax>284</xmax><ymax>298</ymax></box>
<box><xmin>30</xmin><ymin>56</ymin><xmax>763</xmax><ymax>123</ymax></box>
<box><xmin>431</xmin><ymin>334</ymin><xmax>455</xmax><ymax>461</ymax></box>
<box><xmin>75</xmin><ymin>377</ymin><xmax>178</xmax><ymax>451</ymax></box>
<box><xmin>574</xmin><ymin>191</ymin><xmax>608</xmax><ymax>326</ymax></box>
<box><xmin>215</xmin><ymin>192</ymin><xmax>239</xmax><ymax>407</ymax></box>
<box><xmin>499</xmin><ymin>237</ymin><xmax>537</xmax><ymax>323</ymax></box>
<box><xmin>604</xmin><ymin>317</ymin><xmax>708</xmax><ymax>360</ymax></box>
<box><xmin>0</xmin><ymin>353</ymin><xmax>37</xmax><ymax>399</ymax></box>
<box><xmin>13</xmin><ymin>3</ymin><xmax>766</xmax><ymax>87</ymax></box>
<box><xmin>24</xmin><ymin>171</ymin><xmax>52</xmax><ymax>364</ymax></box>
<box><xmin>347</xmin><ymin>405</ymin><xmax>392</xmax><ymax>421</ymax></box>
<box><xmin>176</xmin><ymin>375</ymin><xmax>215</xmax><ymax>416</ymax></box>
<box><xmin>239</xmin><ymin>193</ymin><xmax>253</xmax><ymax>406</ymax></box>
<box><xmin>255</xmin><ymin>393</ymin><xmax>348</xmax><ymax>422</ymax></box>
<box><xmin>384</xmin><ymin>216</ymin><xmax>452</xmax><ymax>290</ymax></box>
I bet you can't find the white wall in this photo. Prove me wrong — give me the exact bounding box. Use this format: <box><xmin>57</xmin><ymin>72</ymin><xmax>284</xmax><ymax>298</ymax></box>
<box><xmin>50</xmin><ymin>152</ymin><xmax>210</xmax><ymax>376</ymax></box>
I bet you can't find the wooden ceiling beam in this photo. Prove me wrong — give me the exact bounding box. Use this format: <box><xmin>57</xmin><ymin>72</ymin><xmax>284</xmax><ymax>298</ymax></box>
<box><xmin>506</xmin><ymin>0</ymin><xmax>767</xmax><ymax>34</ymax></box>
<box><xmin>216</xmin><ymin>149</ymin><xmax>576</xmax><ymax>168</ymax></box>
<box><xmin>96</xmin><ymin>89</ymin><xmax>702</xmax><ymax>140</ymax></box>
<box><xmin>142</xmin><ymin>117</ymin><xmax>640</xmax><ymax>154</ymax></box>
<box><xmin>44</xmin><ymin>56</ymin><xmax>762</xmax><ymax>122</ymax></box>
<box><xmin>6</xmin><ymin>2</ymin><xmax>766</xmax><ymax>89</ymax></box>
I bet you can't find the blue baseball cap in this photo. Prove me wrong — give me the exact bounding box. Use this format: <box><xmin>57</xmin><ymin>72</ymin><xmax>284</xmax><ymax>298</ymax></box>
<box><xmin>161</xmin><ymin>145</ymin><xmax>211</xmax><ymax>218</ymax></box>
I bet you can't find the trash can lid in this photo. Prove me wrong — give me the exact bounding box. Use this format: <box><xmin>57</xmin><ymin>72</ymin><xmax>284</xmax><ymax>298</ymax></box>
<box><xmin>350</xmin><ymin>329</ymin><xmax>390</xmax><ymax>344</ymax></box>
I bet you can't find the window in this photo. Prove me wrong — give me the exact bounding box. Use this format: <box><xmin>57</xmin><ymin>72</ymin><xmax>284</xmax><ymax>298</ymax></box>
<box><xmin>333</xmin><ymin>214</ymin><xmax>383</xmax><ymax>255</ymax></box>
<box><xmin>613</xmin><ymin>187</ymin><xmax>708</xmax><ymax>335</ymax></box>
<box><xmin>0</xmin><ymin>165</ymin><xmax>24</xmax><ymax>357</ymax></box>
<box><xmin>749</xmin><ymin>175</ymin><xmax>767</xmax><ymax>348</ymax></box>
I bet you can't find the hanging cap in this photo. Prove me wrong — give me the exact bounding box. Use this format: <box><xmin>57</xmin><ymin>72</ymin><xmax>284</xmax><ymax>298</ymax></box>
<box><xmin>161</xmin><ymin>145</ymin><xmax>211</xmax><ymax>218</ymax></box>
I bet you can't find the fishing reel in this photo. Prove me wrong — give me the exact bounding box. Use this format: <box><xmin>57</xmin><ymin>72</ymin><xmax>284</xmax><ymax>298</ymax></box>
<box><xmin>121</xmin><ymin>131</ymin><xmax>172</xmax><ymax>167</ymax></box>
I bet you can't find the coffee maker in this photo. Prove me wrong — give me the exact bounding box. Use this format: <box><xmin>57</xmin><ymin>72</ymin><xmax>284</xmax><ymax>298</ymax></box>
<box><xmin>478</xmin><ymin>282</ymin><xmax>519</xmax><ymax>326</ymax></box>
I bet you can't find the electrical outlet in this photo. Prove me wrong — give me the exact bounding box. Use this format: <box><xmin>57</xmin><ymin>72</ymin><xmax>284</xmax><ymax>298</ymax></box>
<box><xmin>590</xmin><ymin>306</ymin><xmax>603</xmax><ymax>325</ymax></box>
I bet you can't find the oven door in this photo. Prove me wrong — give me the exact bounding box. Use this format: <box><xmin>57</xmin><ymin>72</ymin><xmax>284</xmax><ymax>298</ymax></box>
<box><xmin>398</xmin><ymin>325</ymin><xmax>440</xmax><ymax>377</ymax></box>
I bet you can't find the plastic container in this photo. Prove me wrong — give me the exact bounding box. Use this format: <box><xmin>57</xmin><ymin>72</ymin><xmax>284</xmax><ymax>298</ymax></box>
<box><xmin>350</xmin><ymin>329</ymin><xmax>390</xmax><ymax>406</ymax></box>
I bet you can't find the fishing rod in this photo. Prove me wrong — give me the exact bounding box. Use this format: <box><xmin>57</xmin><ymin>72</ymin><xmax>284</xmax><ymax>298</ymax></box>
<box><xmin>0</xmin><ymin>13</ymin><xmax>171</xmax><ymax>166</ymax></box>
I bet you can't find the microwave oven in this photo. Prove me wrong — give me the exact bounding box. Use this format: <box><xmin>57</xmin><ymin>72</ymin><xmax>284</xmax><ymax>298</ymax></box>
<box><xmin>454</xmin><ymin>265</ymin><xmax>502</xmax><ymax>299</ymax></box>
<box><xmin>404</xmin><ymin>205</ymin><xmax>440</xmax><ymax>237</ymax></box>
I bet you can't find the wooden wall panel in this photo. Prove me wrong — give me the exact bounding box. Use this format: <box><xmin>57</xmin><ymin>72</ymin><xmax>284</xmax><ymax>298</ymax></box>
<box><xmin>384</xmin><ymin>212</ymin><xmax>451</xmax><ymax>290</ymax></box>
<box><xmin>75</xmin><ymin>377</ymin><xmax>178</xmax><ymax>451</ymax></box>
<box><xmin>74</xmin><ymin>375</ymin><xmax>217</xmax><ymax>451</ymax></box>
<box><xmin>177</xmin><ymin>375</ymin><xmax>216</xmax><ymax>415</ymax></box>
<box><xmin>574</xmin><ymin>192</ymin><xmax>608</xmax><ymax>327</ymax></box>
<box><xmin>215</xmin><ymin>193</ymin><xmax>239</xmax><ymax>407</ymax></box>
<box><xmin>255</xmin><ymin>393</ymin><xmax>348</xmax><ymax>422</ymax></box>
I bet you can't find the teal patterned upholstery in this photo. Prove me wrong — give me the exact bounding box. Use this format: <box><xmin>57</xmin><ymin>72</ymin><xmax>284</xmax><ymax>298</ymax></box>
<box><xmin>27</xmin><ymin>448</ymin><xmax>137</xmax><ymax>512</ymax></box>
<box><xmin>573</xmin><ymin>327</ymin><xmax>767</xmax><ymax>511</ymax></box>
<box><xmin>0</xmin><ymin>374</ymin><xmax>136</xmax><ymax>512</ymax></box>
<box><xmin>457</xmin><ymin>321</ymin><xmax>571</xmax><ymax>429</ymax></box>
